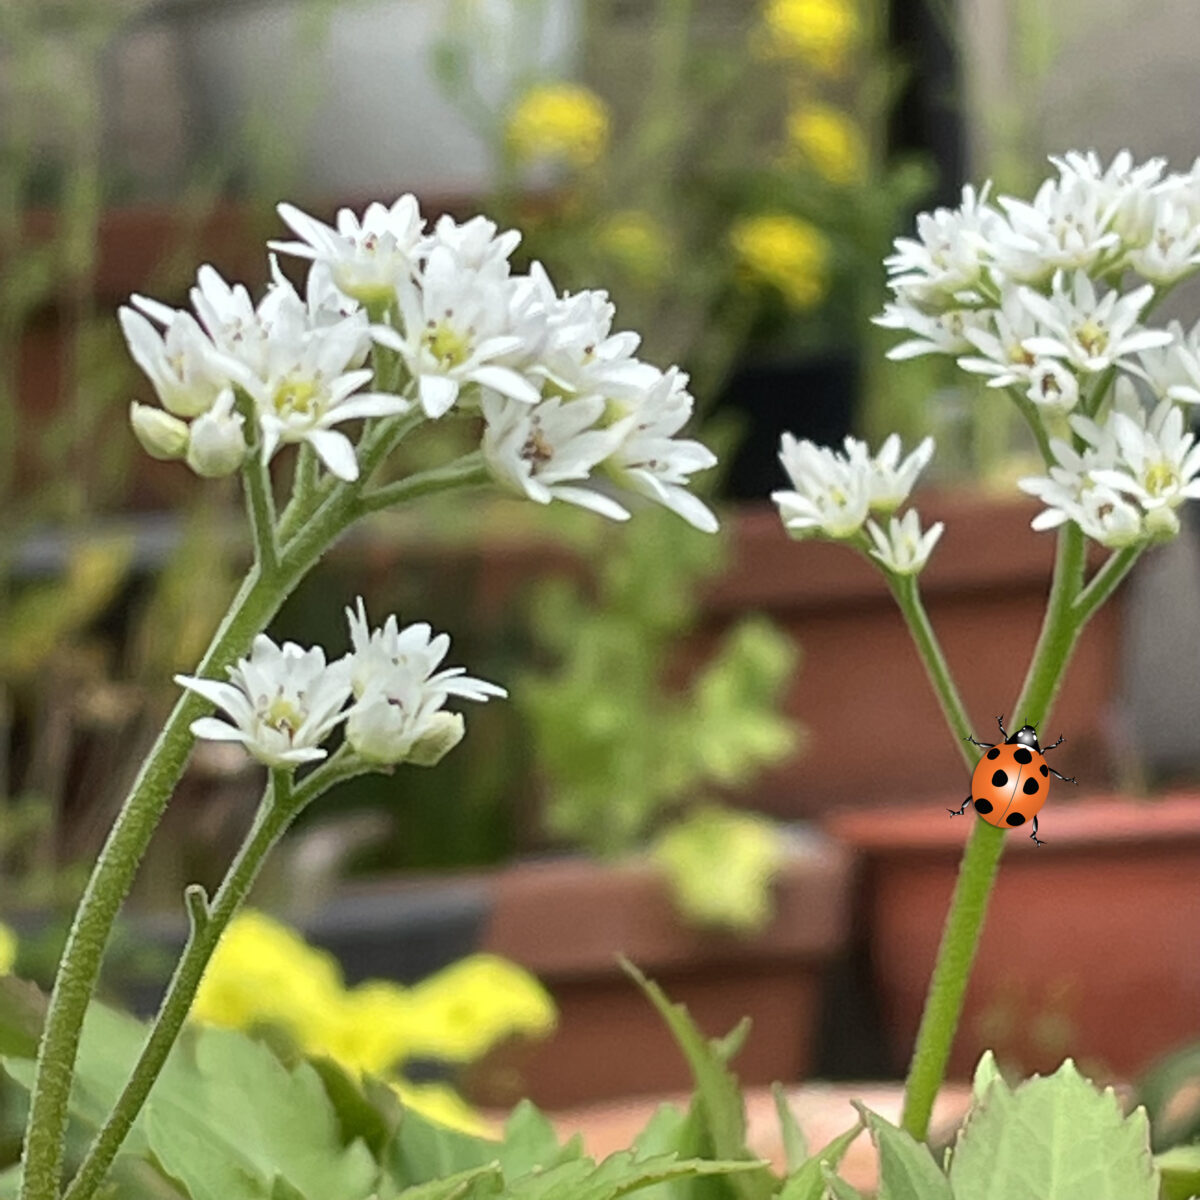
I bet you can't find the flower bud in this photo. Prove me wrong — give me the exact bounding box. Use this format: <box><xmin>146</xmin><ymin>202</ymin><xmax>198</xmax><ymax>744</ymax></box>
<box><xmin>345</xmin><ymin>696</ymin><xmax>410</xmax><ymax>765</ymax></box>
<box><xmin>130</xmin><ymin>402</ymin><xmax>189</xmax><ymax>460</ymax></box>
<box><xmin>406</xmin><ymin>711</ymin><xmax>466</xmax><ymax>767</ymax></box>
<box><xmin>1144</xmin><ymin>504</ymin><xmax>1180</xmax><ymax>542</ymax></box>
<box><xmin>185</xmin><ymin>390</ymin><xmax>246</xmax><ymax>478</ymax></box>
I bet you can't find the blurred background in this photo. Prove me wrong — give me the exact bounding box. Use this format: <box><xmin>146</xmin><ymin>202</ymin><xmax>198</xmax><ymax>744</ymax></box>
<box><xmin>3</xmin><ymin>0</ymin><xmax>1200</xmax><ymax>1148</ymax></box>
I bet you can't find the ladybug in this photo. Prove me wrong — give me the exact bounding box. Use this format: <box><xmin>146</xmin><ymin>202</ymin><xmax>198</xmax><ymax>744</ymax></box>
<box><xmin>949</xmin><ymin>715</ymin><xmax>1076</xmax><ymax>845</ymax></box>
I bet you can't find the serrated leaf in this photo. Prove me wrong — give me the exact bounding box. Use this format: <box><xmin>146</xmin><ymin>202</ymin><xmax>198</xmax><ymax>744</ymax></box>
<box><xmin>623</xmin><ymin>962</ymin><xmax>774</xmax><ymax>1200</ymax></box>
<box><xmin>504</xmin><ymin>1151</ymin><xmax>760</xmax><ymax>1200</ymax></box>
<box><xmin>971</xmin><ymin>1050</ymin><xmax>1003</xmax><ymax>1103</ymax></box>
<box><xmin>144</xmin><ymin>1024</ymin><xmax>378</xmax><ymax>1200</ymax></box>
<box><xmin>496</xmin><ymin>1101</ymin><xmax>583</xmax><ymax>1179</ymax></box>
<box><xmin>392</xmin><ymin>1163</ymin><xmax>504</xmax><ymax>1200</ymax></box>
<box><xmin>854</xmin><ymin>1105</ymin><xmax>951</xmax><ymax>1200</ymax></box>
<box><xmin>948</xmin><ymin>1058</ymin><xmax>1159</xmax><ymax>1200</ymax></box>
<box><xmin>778</xmin><ymin>1121</ymin><xmax>862</xmax><ymax>1200</ymax></box>
<box><xmin>772</xmin><ymin>1085</ymin><xmax>808</xmax><ymax>1172</ymax></box>
<box><xmin>819</xmin><ymin>1164</ymin><xmax>866</xmax><ymax>1200</ymax></box>
<box><xmin>384</xmin><ymin>1100</ymin><xmax>497</xmax><ymax>1188</ymax></box>
<box><xmin>309</xmin><ymin>1055</ymin><xmax>396</xmax><ymax>1158</ymax></box>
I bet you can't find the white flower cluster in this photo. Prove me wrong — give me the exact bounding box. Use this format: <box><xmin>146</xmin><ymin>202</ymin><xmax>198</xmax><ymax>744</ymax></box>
<box><xmin>176</xmin><ymin>599</ymin><xmax>504</xmax><ymax>770</ymax></box>
<box><xmin>879</xmin><ymin>149</ymin><xmax>1200</xmax><ymax>545</ymax></box>
<box><xmin>124</xmin><ymin>197</ymin><xmax>717</xmax><ymax>530</ymax></box>
<box><xmin>772</xmin><ymin>433</ymin><xmax>943</xmax><ymax>574</ymax></box>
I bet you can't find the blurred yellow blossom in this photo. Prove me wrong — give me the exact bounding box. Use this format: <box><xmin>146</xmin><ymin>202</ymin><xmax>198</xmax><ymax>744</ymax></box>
<box><xmin>191</xmin><ymin>911</ymin><xmax>555</xmax><ymax>1129</ymax></box>
<box><xmin>0</xmin><ymin>924</ymin><xmax>17</xmax><ymax>974</ymax></box>
<box><xmin>787</xmin><ymin>103</ymin><xmax>868</xmax><ymax>186</ymax></box>
<box><xmin>192</xmin><ymin>910</ymin><xmax>345</xmax><ymax>1047</ymax></box>
<box><xmin>597</xmin><ymin>210</ymin><xmax>671</xmax><ymax>281</ymax></box>
<box><xmin>758</xmin><ymin>0</ymin><xmax>861</xmax><ymax>76</ymax></box>
<box><xmin>506</xmin><ymin>83</ymin><xmax>610</xmax><ymax>168</ymax></box>
<box><xmin>730</xmin><ymin>214</ymin><xmax>831</xmax><ymax>309</ymax></box>
<box><xmin>403</xmin><ymin>954</ymin><xmax>557</xmax><ymax>1062</ymax></box>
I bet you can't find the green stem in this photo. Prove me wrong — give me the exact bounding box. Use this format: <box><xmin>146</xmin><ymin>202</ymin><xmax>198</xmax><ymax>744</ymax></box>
<box><xmin>1074</xmin><ymin>543</ymin><xmax>1142</xmax><ymax>626</ymax></box>
<box><xmin>900</xmin><ymin>521</ymin><xmax>1088</xmax><ymax>1141</ymax></box>
<box><xmin>357</xmin><ymin>454</ymin><xmax>488</xmax><ymax>515</ymax></box>
<box><xmin>888</xmin><ymin>573</ymin><xmax>976</xmax><ymax>769</ymax></box>
<box><xmin>62</xmin><ymin>779</ymin><xmax>298</xmax><ymax>1200</ymax></box>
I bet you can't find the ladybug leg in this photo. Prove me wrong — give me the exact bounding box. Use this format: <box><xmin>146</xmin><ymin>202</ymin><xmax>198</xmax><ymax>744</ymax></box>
<box><xmin>948</xmin><ymin>795</ymin><xmax>973</xmax><ymax>816</ymax></box>
<box><xmin>965</xmin><ymin>734</ymin><xmax>994</xmax><ymax>750</ymax></box>
<box><xmin>1043</xmin><ymin>733</ymin><xmax>1066</xmax><ymax>751</ymax></box>
<box><xmin>1048</xmin><ymin>765</ymin><xmax>1077</xmax><ymax>784</ymax></box>
<box><xmin>1030</xmin><ymin>815</ymin><xmax>1045</xmax><ymax>847</ymax></box>
<box><xmin>996</xmin><ymin>714</ymin><xmax>1009</xmax><ymax>740</ymax></box>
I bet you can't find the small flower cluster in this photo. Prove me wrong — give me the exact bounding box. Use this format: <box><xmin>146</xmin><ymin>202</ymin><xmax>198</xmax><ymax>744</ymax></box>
<box><xmin>176</xmin><ymin>599</ymin><xmax>504</xmax><ymax>770</ymax></box>
<box><xmin>878</xmin><ymin>149</ymin><xmax>1200</xmax><ymax>545</ymax></box>
<box><xmin>772</xmin><ymin>433</ymin><xmax>943</xmax><ymax>574</ymax></box>
<box><xmin>124</xmin><ymin>197</ymin><xmax>718</xmax><ymax>531</ymax></box>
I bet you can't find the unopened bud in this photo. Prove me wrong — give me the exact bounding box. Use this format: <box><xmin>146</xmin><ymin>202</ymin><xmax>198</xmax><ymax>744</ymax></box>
<box><xmin>185</xmin><ymin>390</ymin><xmax>246</xmax><ymax>478</ymax></box>
<box><xmin>1144</xmin><ymin>504</ymin><xmax>1180</xmax><ymax>542</ymax></box>
<box><xmin>406</xmin><ymin>711</ymin><xmax>466</xmax><ymax>767</ymax></box>
<box><xmin>130</xmin><ymin>402</ymin><xmax>189</xmax><ymax>460</ymax></box>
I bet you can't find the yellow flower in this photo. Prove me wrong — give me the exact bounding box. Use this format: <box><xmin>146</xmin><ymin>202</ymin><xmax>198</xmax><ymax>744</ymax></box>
<box><xmin>787</xmin><ymin>104</ymin><xmax>868</xmax><ymax>186</ymax></box>
<box><xmin>0</xmin><ymin>924</ymin><xmax>17</xmax><ymax>974</ymax></box>
<box><xmin>191</xmin><ymin>910</ymin><xmax>346</xmax><ymax>1050</ymax></box>
<box><xmin>597</xmin><ymin>210</ymin><xmax>670</xmax><ymax>281</ymax></box>
<box><xmin>506</xmin><ymin>83</ymin><xmax>611</xmax><ymax>168</ymax></box>
<box><xmin>730</xmin><ymin>213</ymin><xmax>832</xmax><ymax>309</ymax></box>
<box><xmin>321</xmin><ymin>980</ymin><xmax>416</xmax><ymax>1076</ymax></box>
<box><xmin>759</xmin><ymin>0</ymin><xmax>861</xmax><ymax>76</ymax></box>
<box><xmin>392</xmin><ymin>1080</ymin><xmax>496</xmax><ymax>1138</ymax></box>
<box><xmin>403</xmin><ymin>954</ymin><xmax>557</xmax><ymax>1062</ymax></box>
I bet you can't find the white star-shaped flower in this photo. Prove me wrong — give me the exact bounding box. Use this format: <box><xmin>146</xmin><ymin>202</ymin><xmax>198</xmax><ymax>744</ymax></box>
<box><xmin>866</xmin><ymin>509</ymin><xmax>945</xmax><ymax>574</ymax></box>
<box><xmin>176</xmin><ymin>635</ymin><xmax>353</xmax><ymax>768</ymax></box>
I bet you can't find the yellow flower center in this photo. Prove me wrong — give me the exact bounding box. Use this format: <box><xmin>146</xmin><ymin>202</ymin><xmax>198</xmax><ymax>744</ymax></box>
<box><xmin>272</xmin><ymin>377</ymin><xmax>320</xmax><ymax>419</ymax></box>
<box><xmin>263</xmin><ymin>692</ymin><xmax>303</xmax><ymax>737</ymax></box>
<box><xmin>422</xmin><ymin>322</ymin><xmax>471</xmax><ymax>369</ymax></box>
<box><xmin>1075</xmin><ymin>319</ymin><xmax>1109</xmax><ymax>358</ymax></box>
<box><xmin>1145</xmin><ymin>461</ymin><xmax>1178</xmax><ymax>497</ymax></box>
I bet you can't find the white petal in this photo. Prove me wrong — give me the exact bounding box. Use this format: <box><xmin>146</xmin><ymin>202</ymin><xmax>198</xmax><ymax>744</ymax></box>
<box><xmin>306</xmin><ymin>429</ymin><xmax>360</xmax><ymax>481</ymax></box>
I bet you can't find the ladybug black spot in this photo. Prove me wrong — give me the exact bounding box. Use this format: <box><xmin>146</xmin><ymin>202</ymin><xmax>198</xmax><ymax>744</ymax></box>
<box><xmin>1013</xmin><ymin>748</ymin><xmax>1033</xmax><ymax>764</ymax></box>
<box><xmin>1023</xmin><ymin>777</ymin><xmax>1040</xmax><ymax>795</ymax></box>
<box><xmin>1040</xmin><ymin>764</ymin><xmax>1049</xmax><ymax>777</ymax></box>
<box><xmin>991</xmin><ymin>770</ymin><xmax>1009</xmax><ymax>788</ymax></box>
<box><xmin>974</xmin><ymin>798</ymin><xmax>994</xmax><ymax>814</ymax></box>
<box><xmin>986</xmin><ymin>747</ymin><xmax>1001</xmax><ymax>760</ymax></box>
<box><xmin>1006</xmin><ymin>812</ymin><xmax>1027</xmax><ymax>826</ymax></box>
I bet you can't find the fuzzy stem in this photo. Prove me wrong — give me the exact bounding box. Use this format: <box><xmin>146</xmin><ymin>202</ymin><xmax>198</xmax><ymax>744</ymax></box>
<box><xmin>900</xmin><ymin>521</ymin><xmax>1087</xmax><ymax>1141</ymax></box>
<box><xmin>62</xmin><ymin>778</ymin><xmax>297</xmax><ymax>1200</ymax></box>
<box><xmin>357</xmin><ymin>454</ymin><xmax>488</xmax><ymax>515</ymax></box>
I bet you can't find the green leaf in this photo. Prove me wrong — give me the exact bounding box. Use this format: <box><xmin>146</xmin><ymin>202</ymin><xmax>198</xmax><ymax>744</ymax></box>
<box><xmin>384</xmin><ymin>1100</ymin><xmax>497</xmax><ymax>1188</ymax></box>
<box><xmin>771</xmin><ymin>1084</ymin><xmax>808</xmax><ymax>1172</ymax></box>
<box><xmin>502</xmin><ymin>1151</ymin><xmax>760</xmax><ymax>1200</ymax></box>
<box><xmin>853</xmin><ymin>1106</ymin><xmax>951</xmax><ymax>1200</ymax></box>
<box><xmin>971</xmin><ymin>1049</ymin><xmax>1003</xmax><ymax>1103</ymax></box>
<box><xmin>819</xmin><ymin>1164</ymin><xmax>866</xmax><ymax>1200</ymax></box>
<box><xmin>0</xmin><ymin>975</ymin><xmax>47</xmax><ymax>1057</ymax></box>
<box><xmin>496</xmin><ymin>1101</ymin><xmax>583</xmax><ymax>1179</ymax></box>
<box><xmin>392</xmin><ymin>1163</ymin><xmax>504</xmax><ymax>1200</ymax></box>
<box><xmin>948</xmin><ymin>1058</ymin><xmax>1159</xmax><ymax>1200</ymax></box>
<box><xmin>1155</xmin><ymin>1144</ymin><xmax>1200</xmax><ymax>1200</ymax></box>
<box><xmin>309</xmin><ymin>1055</ymin><xmax>397</xmax><ymax>1159</ymax></box>
<box><xmin>623</xmin><ymin>962</ymin><xmax>775</xmax><ymax>1200</ymax></box>
<box><xmin>144</xmin><ymin>1024</ymin><xmax>378</xmax><ymax>1200</ymax></box>
<box><xmin>777</xmin><ymin>1122</ymin><xmax>862</xmax><ymax>1200</ymax></box>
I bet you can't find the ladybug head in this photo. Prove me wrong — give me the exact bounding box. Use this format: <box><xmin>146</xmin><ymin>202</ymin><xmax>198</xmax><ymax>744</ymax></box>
<box><xmin>1007</xmin><ymin>724</ymin><xmax>1041</xmax><ymax>750</ymax></box>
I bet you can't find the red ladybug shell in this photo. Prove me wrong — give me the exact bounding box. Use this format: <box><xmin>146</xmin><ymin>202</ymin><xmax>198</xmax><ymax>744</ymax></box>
<box><xmin>970</xmin><ymin>743</ymin><xmax>1050</xmax><ymax>829</ymax></box>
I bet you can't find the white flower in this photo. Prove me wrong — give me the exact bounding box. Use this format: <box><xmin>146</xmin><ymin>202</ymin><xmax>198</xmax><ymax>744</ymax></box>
<box><xmin>119</xmin><ymin>306</ymin><xmax>230</xmax><ymax>418</ymax></box>
<box><xmin>1091</xmin><ymin>399</ymin><xmax>1200</xmax><ymax>516</ymax></box>
<box><xmin>847</xmin><ymin>433</ymin><xmax>936</xmax><ymax>512</ymax></box>
<box><xmin>176</xmin><ymin>635</ymin><xmax>353</xmax><ymax>768</ymax></box>
<box><xmin>343</xmin><ymin>598</ymin><xmax>505</xmax><ymax>766</ymax></box>
<box><xmin>958</xmin><ymin>289</ymin><xmax>1042</xmax><ymax>388</ymax></box>
<box><xmin>607</xmin><ymin>367</ymin><xmax>719</xmax><ymax>533</ymax></box>
<box><xmin>866</xmin><ymin>509</ymin><xmax>945</xmax><ymax>574</ymax></box>
<box><xmin>884</xmin><ymin>183</ymin><xmax>1000</xmax><ymax>309</ymax></box>
<box><xmin>373</xmin><ymin>247</ymin><xmax>540</xmax><ymax>418</ymax></box>
<box><xmin>420</xmin><ymin>213</ymin><xmax>522</xmax><ymax>277</ymax></box>
<box><xmin>271</xmin><ymin>197</ymin><xmax>426</xmax><ymax>304</ymax></box>
<box><xmin>1019</xmin><ymin>270</ymin><xmax>1172</xmax><ymax>374</ymax></box>
<box><xmin>772</xmin><ymin>434</ymin><xmax>872</xmax><ymax>539</ymax></box>
<box><xmin>1134</xmin><ymin>320</ymin><xmax>1200</xmax><ymax>402</ymax></box>
<box><xmin>481</xmin><ymin>391</ymin><xmax>632</xmax><ymax>519</ymax></box>
<box><xmin>185</xmin><ymin>388</ymin><xmax>247</xmax><ymax>478</ymax></box>
<box><xmin>1128</xmin><ymin>197</ymin><xmax>1200</xmax><ymax>284</ymax></box>
<box><xmin>875</xmin><ymin>304</ymin><xmax>986</xmax><ymax>360</ymax></box>
<box><xmin>130</xmin><ymin>403</ymin><xmax>189</xmax><ymax>461</ymax></box>
<box><xmin>1025</xmin><ymin>359</ymin><xmax>1081</xmax><ymax>415</ymax></box>
<box><xmin>239</xmin><ymin>311</ymin><xmax>408</xmax><ymax>482</ymax></box>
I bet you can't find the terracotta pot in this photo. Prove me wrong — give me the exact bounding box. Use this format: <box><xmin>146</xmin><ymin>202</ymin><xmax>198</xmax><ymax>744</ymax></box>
<box><xmin>474</xmin><ymin>831</ymin><xmax>853</xmax><ymax>1109</ymax></box>
<box><xmin>825</xmin><ymin>794</ymin><xmax>1200</xmax><ymax>1081</ymax></box>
